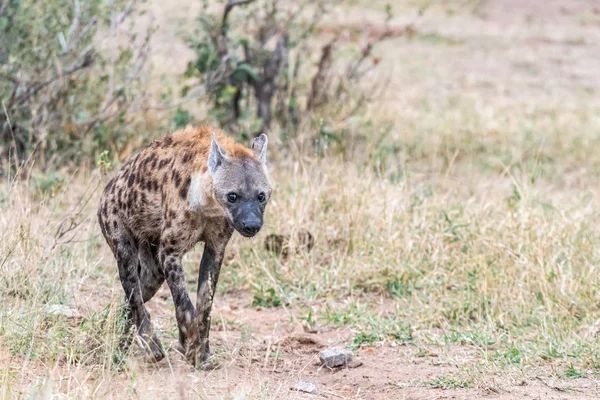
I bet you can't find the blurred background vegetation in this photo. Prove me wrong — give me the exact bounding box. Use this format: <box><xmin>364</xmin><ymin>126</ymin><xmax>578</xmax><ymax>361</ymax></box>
<box><xmin>0</xmin><ymin>0</ymin><xmax>398</xmax><ymax>172</ymax></box>
<box><xmin>0</xmin><ymin>0</ymin><xmax>153</xmax><ymax>169</ymax></box>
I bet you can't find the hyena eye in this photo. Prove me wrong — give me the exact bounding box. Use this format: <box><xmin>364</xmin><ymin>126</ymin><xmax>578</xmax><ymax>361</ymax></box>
<box><xmin>257</xmin><ymin>192</ymin><xmax>266</xmax><ymax>203</ymax></box>
<box><xmin>227</xmin><ymin>193</ymin><xmax>237</xmax><ymax>203</ymax></box>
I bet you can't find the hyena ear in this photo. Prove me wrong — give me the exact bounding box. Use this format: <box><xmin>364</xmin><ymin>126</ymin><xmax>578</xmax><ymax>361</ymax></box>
<box><xmin>208</xmin><ymin>133</ymin><xmax>227</xmax><ymax>175</ymax></box>
<box><xmin>252</xmin><ymin>133</ymin><xmax>268</xmax><ymax>165</ymax></box>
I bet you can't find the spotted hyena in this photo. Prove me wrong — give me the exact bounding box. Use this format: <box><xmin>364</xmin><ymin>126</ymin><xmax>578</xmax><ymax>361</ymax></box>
<box><xmin>97</xmin><ymin>126</ymin><xmax>271</xmax><ymax>367</ymax></box>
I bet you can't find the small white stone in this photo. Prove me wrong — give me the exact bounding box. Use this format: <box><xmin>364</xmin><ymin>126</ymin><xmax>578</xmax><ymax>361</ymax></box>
<box><xmin>44</xmin><ymin>304</ymin><xmax>78</xmax><ymax>318</ymax></box>
<box><xmin>291</xmin><ymin>381</ymin><xmax>317</xmax><ymax>394</ymax></box>
<box><xmin>319</xmin><ymin>347</ymin><xmax>353</xmax><ymax>368</ymax></box>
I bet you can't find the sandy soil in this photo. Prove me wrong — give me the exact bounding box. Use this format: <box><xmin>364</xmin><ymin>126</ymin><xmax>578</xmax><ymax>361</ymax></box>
<box><xmin>3</xmin><ymin>286</ymin><xmax>598</xmax><ymax>399</ymax></box>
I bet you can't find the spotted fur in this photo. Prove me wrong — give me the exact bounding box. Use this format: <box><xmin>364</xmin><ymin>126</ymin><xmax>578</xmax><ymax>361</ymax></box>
<box><xmin>98</xmin><ymin>125</ymin><xmax>271</xmax><ymax>367</ymax></box>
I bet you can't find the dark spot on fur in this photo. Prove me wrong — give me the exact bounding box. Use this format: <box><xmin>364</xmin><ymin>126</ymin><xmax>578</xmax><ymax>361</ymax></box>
<box><xmin>135</xmin><ymin>170</ymin><xmax>143</xmax><ymax>185</ymax></box>
<box><xmin>180</xmin><ymin>176</ymin><xmax>190</xmax><ymax>200</ymax></box>
<box><xmin>112</xmin><ymin>220</ymin><xmax>118</xmax><ymax>230</ymax></box>
<box><xmin>201</xmin><ymin>165</ymin><xmax>208</xmax><ymax>173</ymax></box>
<box><xmin>172</xmin><ymin>170</ymin><xmax>182</xmax><ymax>187</ymax></box>
<box><xmin>134</xmin><ymin>173</ymin><xmax>142</xmax><ymax>187</ymax></box>
<box><xmin>182</xmin><ymin>152</ymin><xmax>193</xmax><ymax>163</ymax></box>
<box><xmin>169</xmin><ymin>210</ymin><xmax>177</xmax><ymax>219</ymax></box>
<box><xmin>151</xmin><ymin>157</ymin><xmax>158</xmax><ymax>169</ymax></box>
<box><xmin>125</xmin><ymin>173</ymin><xmax>133</xmax><ymax>188</ymax></box>
<box><xmin>104</xmin><ymin>179</ymin><xmax>115</xmax><ymax>194</ymax></box>
<box><xmin>158</xmin><ymin>159</ymin><xmax>170</xmax><ymax>169</ymax></box>
<box><xmin>126</xmin><ymin>192</ymin><xmax>134</xmax><ymax>208</ymax></box>
<box><xmin>163</xmin><ymin>136</ymin><xmax>173</xmax><ymax>146</ymax></box>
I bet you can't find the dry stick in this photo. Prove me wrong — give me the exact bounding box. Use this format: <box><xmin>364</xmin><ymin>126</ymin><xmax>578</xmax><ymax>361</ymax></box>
<box><xmin>66</xmin><ymin>16</ymin><xmax>98</xmax><ymax>55</ymax></box>
<box><xmin>47</xmin><ymin>174</ymin><xmax>103</xmax><ymax>254</ymax></box>
<box><xmin>307</xmin><ymin>39</ymin><xmax>335</xmax><ymax>111</ymax></box>
<box><xmin>222</xmin><ymin>0</ymin><xmax>256</xmax><ymax>34</ymax></box>
<box><xmin>114</xmin><ymin>0</ymin><xmax>137</xmax><ymax>27</ymax></box>
<box><xmin>346</xmin><ymin>26</ymin><xmax>412</xmax><ymax>82</ymax></box>
<box><xmin>13</xmin><ymin>52</ymin><xmax>94</xmax><ymax>107</ymax></box>
<box><xmin>65</xmin><ymin>0</ymin><xmax>82</xmax><ymax>52</ymax></box>
<box><xmin>105</xmin><ymin>0</ymin><xmax>117</xmax><ymax>111</ymax></box>
<box><xmin>0</xmin><ymin>0</ymin><xmax>7</xmax><ymax>16</ymax></box>
<box><xmin>253</xmin><ymin>34</ymin><xmax>287</xmax><ymax>131</ymax></box>
<box><xmin>1</xmin><ymin>101</ymin><xmax>20</xmax><ymax>175</ymax></box>
<box><xmin>282</xmin><ymin>2</ymin><xmax>326</xmax><ymax>124</ymax></box>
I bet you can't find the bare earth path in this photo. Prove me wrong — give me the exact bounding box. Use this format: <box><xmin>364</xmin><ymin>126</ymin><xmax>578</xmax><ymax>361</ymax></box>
<box><xmin>4</xmin><ymin>287</ymin><xmax>599</xmax><ymax>399</ymax></box>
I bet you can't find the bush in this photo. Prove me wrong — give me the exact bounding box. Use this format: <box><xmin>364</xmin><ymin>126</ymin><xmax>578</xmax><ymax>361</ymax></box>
<box><xmin>0</xmin><ymin>0</ymin><xmax>152</xmax><ymax>169</ymax></box>
<box><xmin>183</xmin><ymin>0</ymin><xmax>401</xmax><ymax>148</ymax></box>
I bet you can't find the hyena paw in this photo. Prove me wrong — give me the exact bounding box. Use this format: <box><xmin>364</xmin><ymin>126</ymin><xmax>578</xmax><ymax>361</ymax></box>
<box><xmin>194</xmin><ymin>348</ymin><xmax>219</xmax><ymax>371</ymax></box>
<box><xmin>137</xmin><ymin>332</ymin><xmax>165</xmax><ymax>363</ymax></box>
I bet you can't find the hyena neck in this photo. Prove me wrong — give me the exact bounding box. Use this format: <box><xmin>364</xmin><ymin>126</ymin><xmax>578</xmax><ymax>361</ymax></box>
<box><xmin>187</xmin><ymin>170</ymin><xmax>223</xmax><ymax>217</ymax></box>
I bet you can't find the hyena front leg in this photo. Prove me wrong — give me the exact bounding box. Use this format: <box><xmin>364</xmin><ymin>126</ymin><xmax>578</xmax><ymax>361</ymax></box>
<box><xmin>195</xmin><ymin>229</ymin><xmax>232</xmax><ymax>368</ymax></box>
<box><xmin>115</xmin><ymin>234</ymin><xmax>164</xmax><ymax>362</ymax></box>
<box><xmin>160</xmin><ymin>244</ymin><xmax>198</xmax><ymax>364</ymax></box>
<box><xmin>194</xmin><ymin>246</ymin><xmax>224</xmax><ymax>366</ymax></box>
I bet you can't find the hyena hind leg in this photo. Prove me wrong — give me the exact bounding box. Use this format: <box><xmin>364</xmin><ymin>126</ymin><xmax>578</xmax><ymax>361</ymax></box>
<box><xmin>138</xmin><ymin>242</ymin><xmax>165</xmax><ymax>303</ymax></box>
<box><xmin>115</xmin><ymin>234</ymin><xmax>164</xmax><ymax>362</ymax></box>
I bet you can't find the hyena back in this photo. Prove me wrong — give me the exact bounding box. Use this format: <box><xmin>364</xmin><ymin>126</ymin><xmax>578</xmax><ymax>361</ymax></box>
<box><xmin>97</xmin><ymin>125</ymin><xmax>271</xmax><ymax>367</ymax></box>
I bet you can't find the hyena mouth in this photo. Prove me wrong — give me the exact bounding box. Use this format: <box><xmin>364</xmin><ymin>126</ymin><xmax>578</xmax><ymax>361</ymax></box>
<box><xmin>238</xmin><ymin>228</ymin><xmax>260</xmax><ymax>238</ymax></box>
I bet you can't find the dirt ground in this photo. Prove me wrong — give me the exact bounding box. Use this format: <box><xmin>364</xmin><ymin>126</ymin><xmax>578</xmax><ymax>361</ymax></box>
<box><xmin>4</xmin><ymin>286</ymin><xmax>599</xmax><ymax>399</ymax></box>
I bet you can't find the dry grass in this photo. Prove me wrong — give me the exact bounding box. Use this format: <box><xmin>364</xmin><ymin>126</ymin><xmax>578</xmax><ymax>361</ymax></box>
<box><xmin>2</xmin><ymin>0</ymin><xmax>600</xmax><ymax>398</ymax></box>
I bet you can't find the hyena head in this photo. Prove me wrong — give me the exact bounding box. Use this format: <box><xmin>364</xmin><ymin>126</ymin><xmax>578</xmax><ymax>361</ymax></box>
<box><xmin>208</xmin><ymin>133</ymin><xmax>272</xmax><ymax>237</ymax></box>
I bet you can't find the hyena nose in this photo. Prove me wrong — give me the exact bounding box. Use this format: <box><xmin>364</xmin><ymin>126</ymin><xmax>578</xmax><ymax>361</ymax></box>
<box><xmin>242</xmin><ymin>220</ymin><xmax>261</xmax><ymax>236</ymax></box>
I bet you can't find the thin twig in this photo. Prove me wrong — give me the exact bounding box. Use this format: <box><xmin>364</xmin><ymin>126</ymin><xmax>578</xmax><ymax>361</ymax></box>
<box><xmin>307</xmin><ymin>39</ymin><xmax>335</xmax><ymax>110</ymax></box>
<box><xmin>13</xmin><ymin>51</ymin><xmax>94</xmax><ymax>107</ymax></box>
<box><xmin>0</xmin><ymin>0</ymin><xmax>8</xmax><ymax>16</ymax></box>
<box><xmin>1</xmin><ymin>100</ymin><xmax>19</xmax><ymax>173</ymax></box>
<box><xmin>221</xmin><ymin>0</ymin><xmax>256</xmax><ymax>34</ymax></box>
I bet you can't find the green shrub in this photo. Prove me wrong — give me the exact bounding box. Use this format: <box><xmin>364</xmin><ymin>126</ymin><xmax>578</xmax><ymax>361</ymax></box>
<box><xmin>0</xmin><ymin>0</ymin><xmax>152</xmax><ymax>169</ymax></box>
<box><xmin>183</xmin><ymin>0</ymin><xmax>397</xmax><ymax>149</ymax></box>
